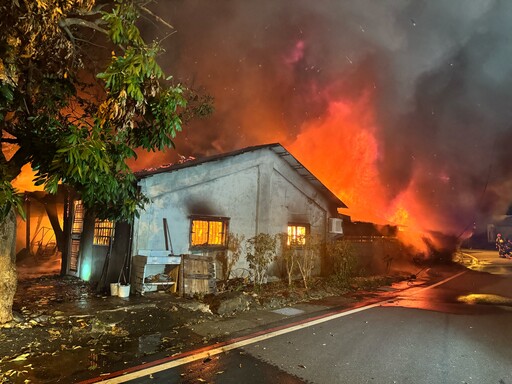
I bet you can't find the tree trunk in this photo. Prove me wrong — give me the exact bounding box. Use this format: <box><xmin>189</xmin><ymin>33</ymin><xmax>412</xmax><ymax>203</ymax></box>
<box><xmin>60</xmin><ymin>191</ymin><xmax>71</xmax><ymax>276</ymax></box>
<box><xmin>42</xmin><ymin>199</ymin><xmax>69</xmax><ymax>276</ymax></box>
<box><xmin>43</xmin><ymin>200</ymin><xmax>65</xmax><ymax>252</ymax></box>
<box><xmin>0</xmin><ymin>209</ymin><xmax>17</xmax><ymax>324</ymax></box>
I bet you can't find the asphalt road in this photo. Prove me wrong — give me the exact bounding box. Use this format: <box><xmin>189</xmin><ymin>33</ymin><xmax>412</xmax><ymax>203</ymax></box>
<box><xmin>97</xmin><ymin>251</ymin><xmax>512</xmax><ymax>384</ymax></box>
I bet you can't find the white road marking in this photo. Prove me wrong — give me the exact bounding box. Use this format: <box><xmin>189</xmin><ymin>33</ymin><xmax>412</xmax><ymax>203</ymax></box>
<box><xmin>417</xmin><ymin>270</ymin><xmax>467</xmax><ymax>291</ymax></box>
<box><xmin>92</xmin><ymin>270</ymin><xmax>467</xmax><ymax>383</ymax></box>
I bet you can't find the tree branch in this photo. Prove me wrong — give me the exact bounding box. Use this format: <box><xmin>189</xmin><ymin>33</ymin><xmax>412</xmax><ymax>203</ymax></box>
<box><xmin>60</xmin><ymin>21</ymin><xmax>76</xmax><ymax>47</ymax></box>
<box><xmin>0</xmin><ymin>138</ymin><xmax>18</xmax><ymax>144</ymax></box>
<box><xmin>76</xmin><ymin>3</ymin><xmax>108</xmax><ymax>17</ymax></box>
<box><xmin>58</xmin><ymin>18</ymin><xmax>108</xmax><ymax>35</ymax></box>
<box><xmin>139</xmin><ymin>5</ymin><xmax>174</xmax><ymax>30</ymax></box>
<box><xmin>3</xmin><ymin>147</ymin><xmax>30</xmax><ymax>181</ymax></box>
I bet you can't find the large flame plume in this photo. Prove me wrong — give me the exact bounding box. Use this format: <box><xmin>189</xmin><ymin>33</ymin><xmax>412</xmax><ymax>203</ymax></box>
<box><xmin>136</xmin><ymin>1</ymin><xmax>512</xmax><ymax>251</ymax></box>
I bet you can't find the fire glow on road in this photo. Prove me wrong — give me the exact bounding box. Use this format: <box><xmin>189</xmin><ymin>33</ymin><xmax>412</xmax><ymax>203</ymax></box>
<box><xmin>82</xmin><ymin>270</ymin><xmax>467</xmax><ymax>384</ymax></box>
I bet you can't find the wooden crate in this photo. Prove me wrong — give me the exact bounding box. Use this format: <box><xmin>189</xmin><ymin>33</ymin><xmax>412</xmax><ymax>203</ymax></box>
<box><xmin>180</xmin><ymin>254</ymin><xmax>216</xmax><ymax>297</ymax></box>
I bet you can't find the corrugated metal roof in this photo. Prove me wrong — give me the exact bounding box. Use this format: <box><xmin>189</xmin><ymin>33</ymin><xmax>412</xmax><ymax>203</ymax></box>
<box><xmin>135</xmin><ymin>143</ymin><xmax>347</xmax><ymax>209</ymax></box>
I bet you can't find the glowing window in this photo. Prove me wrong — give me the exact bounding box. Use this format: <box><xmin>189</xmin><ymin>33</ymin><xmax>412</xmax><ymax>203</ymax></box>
<box><xmin>69</xmin><ymin>239</ymin><xmax>80</xmax><ymax>272</ymax></box>
<box><xmin>93</xmin><ymin>220</ymin><xmax>115</xmax><ymax>246</ymax></box>
<box><xmin>288</xmin><ymin>224</ymin><xmax>308</xmax><ymax>246</ymax></box>
<box><xmin>190</xmin><ymin>217</ymin><xmax>229</xmax><ymax>248</ymax></box>
<box><xmin>72</xmin><ymin>200</ymin><xmax>84</xmax><ymax>234</ymax></box>
<box><xmin>69</xmin><ymin>200</ymin><xmax>85</xmax><ymax>273</ymax></box>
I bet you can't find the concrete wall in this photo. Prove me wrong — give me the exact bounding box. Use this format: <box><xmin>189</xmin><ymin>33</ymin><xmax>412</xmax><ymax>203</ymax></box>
<box><xmin>132</xmin><ymin>147</ymin><xmax>337</xmax><ymax>280</ymax></box>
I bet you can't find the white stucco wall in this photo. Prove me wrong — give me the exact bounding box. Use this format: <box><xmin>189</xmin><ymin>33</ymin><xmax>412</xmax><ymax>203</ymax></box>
<box><xmin>266</xmin><ymin>159</ymin><xmax>330</xmax><ymax>277</ymax></box>
<box><xmin>131</xmin><ymin>147</ymin><xmax>337</xmax><ymax>279</ymax></box>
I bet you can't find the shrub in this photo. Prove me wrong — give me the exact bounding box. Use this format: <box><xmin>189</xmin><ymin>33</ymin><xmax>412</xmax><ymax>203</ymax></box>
<box><xmin>217</xmin><ymin>233</ymin><xmax>245</xmax><ymax>284</ymax></box>
<box><xmin>295</xmin><ymin>234</ymin><xmax>322</xmax><ymax>290</ymax></box>
<box><xmin>245</xmin><ymin>233</ymin><xmax>277</xmax><ymax>289</ymax></box>
<box><xmin>326</xmin><ymin>240</ymin><xmax>358</xmax><ymax>287</ymax></box>
<box><xmin>276</xmin><ymin>233</ymin><xmax>297</xmax><ymax>286</ymax></box>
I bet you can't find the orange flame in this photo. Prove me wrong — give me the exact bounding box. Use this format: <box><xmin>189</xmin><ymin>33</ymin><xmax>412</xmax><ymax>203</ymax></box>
<box><xmin>288</xmin><ymin>90</ymin><xmax>385</xmax><ymax>220</ymax></box>
<box><xmin>286</xmin><ymin>89</ymin><xmax>435</xmax><ymax>251</ymax></box>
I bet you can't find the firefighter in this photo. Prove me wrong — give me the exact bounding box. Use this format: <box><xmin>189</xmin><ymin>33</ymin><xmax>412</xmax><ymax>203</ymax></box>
<box><xmin>505</xmin><ymin>239</ymin><xmax>512</xmax><ymax>259</ymax></box>
<box><xmin>496</xmin><ymin>233</ymin><xmax>506</xmax><ymax>258</ymax></box>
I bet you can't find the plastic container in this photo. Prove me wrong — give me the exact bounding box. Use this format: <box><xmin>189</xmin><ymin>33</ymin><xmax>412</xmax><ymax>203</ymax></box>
<box><xmin>117</xmin><ymin>284</ymin><xmax>131</xmax><ymax>298</ymax></box>
<box><xmin>110</xmin><ymin>283</ymin><xmax>119</xmax><ymax>296</ymax></box>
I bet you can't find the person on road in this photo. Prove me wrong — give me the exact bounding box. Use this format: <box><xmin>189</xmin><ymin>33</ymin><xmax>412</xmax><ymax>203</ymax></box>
<box><xmin>505</xmin><ymin>239</ymin><xmax>512</xmax><ymax>259</ymax></box>
<box><xmin>496</xmin><ymin>233</ymin><xmax>506</xmax><ymax>258</ymax></box>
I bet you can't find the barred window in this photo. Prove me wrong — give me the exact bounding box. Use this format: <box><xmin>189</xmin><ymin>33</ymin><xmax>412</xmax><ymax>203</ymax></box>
<box><xmin>93</xmin><ymin>220</ymin><xmax>115</xmax><ymax>246</ymax></box>
<box><xmin>68</xmin><ymin>200</ymin><xmax>85</xmax><ymax>274</ymax></box>
<box><xmin>190</xmin><ymin>216</ymin><xmax>229</xmax><ymax>248</ymax></box>
<box><xmin>72</xmin><ymin>201</ymin><xmax>84</xmax><ymax>234</ymax></box>
<box><xmin>69</xmin><ymin>239</ymin><xmax>80</xmax><ymax>272</ymax></box>
<box><xmin>287</xmin><ymin>224</ymin><xmax>309</xmax><ymax>246</ymax></box>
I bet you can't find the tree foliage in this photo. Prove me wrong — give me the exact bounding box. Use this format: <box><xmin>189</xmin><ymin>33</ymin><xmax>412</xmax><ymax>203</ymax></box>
<box><xmin>0</xmin><ymin>0</ymin><xmax>211</xmax><ymax>222</ymax></box>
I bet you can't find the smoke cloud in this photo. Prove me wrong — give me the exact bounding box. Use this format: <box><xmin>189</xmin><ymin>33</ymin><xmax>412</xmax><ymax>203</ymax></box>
<box><xmin>137</xmin><ymin>0</ymin><xmax>512</xmax><ymax>237</ymax></box>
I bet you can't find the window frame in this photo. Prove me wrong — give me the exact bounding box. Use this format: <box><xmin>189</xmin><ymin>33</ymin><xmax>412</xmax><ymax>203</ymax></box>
<box><xmin>287</xmin><ymin>223</ymin><xmax>310</xmax><ymax>247</ymax></box>
<box><xmin>93</xmin><ymin>219</ymin><xmax>115</xmax><ymax>246</ymax></box>
<box><xmin>190</xmin><ymin>215</ymin><xmax>230</xmax><ymax>250</ymax></box>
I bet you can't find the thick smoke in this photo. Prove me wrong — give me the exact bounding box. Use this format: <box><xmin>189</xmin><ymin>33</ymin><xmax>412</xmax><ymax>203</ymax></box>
<box><xmin>138</xmin><ymin>0</ymin><xmax>512</xmax><ymax>236</ymax></box>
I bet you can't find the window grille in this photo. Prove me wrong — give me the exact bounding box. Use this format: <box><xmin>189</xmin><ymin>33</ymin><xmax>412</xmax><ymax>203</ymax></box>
<box><xmin>69</xmin><ymin>239</ymin><xmax>80</xmax><ymax>272</ymax></box>
<box><xmin>190</xmin><ymin>216</ymin><xmax>229</xmax><ymax>248</ymax></box>
<box><xmin>287</xmin><ymin>224</ymin><xmax>309</xmax><ymax>246</ymax></box>
<box><xmin>72</xmin><ymin>201</ymin><xmax>84</xmax><ymax>234</ymax></box>
<box><xmin>93</xmin><ymin>220</ymin><xmax>115</xmax><ymax>246</ymax></box>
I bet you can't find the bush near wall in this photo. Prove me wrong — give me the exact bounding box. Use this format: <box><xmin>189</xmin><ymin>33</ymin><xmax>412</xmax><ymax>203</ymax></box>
<box><xmin>332</xmin><ymin>236</ymin><xmax>405</xmax><ymax>276</ymax></box>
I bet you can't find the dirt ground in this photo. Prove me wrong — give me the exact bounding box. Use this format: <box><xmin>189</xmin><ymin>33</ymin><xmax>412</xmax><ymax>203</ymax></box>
<box><xmin>0</xmin><ymin>273</ymin><xmax>219</xmax><ymax>384</ymax></box>
<box><xmin>1</xmin><ymin>255</ymin><xmax>415</xmax><ymax>384</ymax></box>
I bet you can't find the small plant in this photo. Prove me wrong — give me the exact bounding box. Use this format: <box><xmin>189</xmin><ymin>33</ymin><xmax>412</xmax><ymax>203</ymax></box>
<box><xmin>326</xmin><ymin>240</ymin><xmax>357</xmax><ymax>287</ymax></box>
<box><xmin>277</xmin><ymin>233</ymin><xmax>297</xmax><ymax>286</ymax></box>
<box><xmin>295</xmin><ymin>234</ymin><xmax>322</xmax><ymax>290</ymax></box>
<box><xmin>245</xmin><ymin>233</ymin><xmax>277</xmax><ymax>289</ymax></box>
<box><xmin>217</xmin><ymin>233</ymin><xmax>245</xmax><ymax>284</ymax></box>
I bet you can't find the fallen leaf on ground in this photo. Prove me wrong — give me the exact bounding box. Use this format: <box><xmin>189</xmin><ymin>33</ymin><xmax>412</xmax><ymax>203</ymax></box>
<box><xmin>10</xmin><ymin>353</ymin><xmax>30</xmax><ymax>362</ymax></box>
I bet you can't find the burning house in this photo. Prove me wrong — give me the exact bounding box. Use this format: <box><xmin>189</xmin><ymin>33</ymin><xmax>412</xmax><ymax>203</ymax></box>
<box><xmin>129</xmin><ymin>143</ymin><xmax>346</xmax><ymax>294</ymax></box>
<box><xmin>14</xmin><ymin>139</ymin><xmax>465</xmax><ymax>293</ymax></box>
<box><xmin>25</xmin><ymin>143</ymin><xmax>345</xmax><ymax>294</ymax></box>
